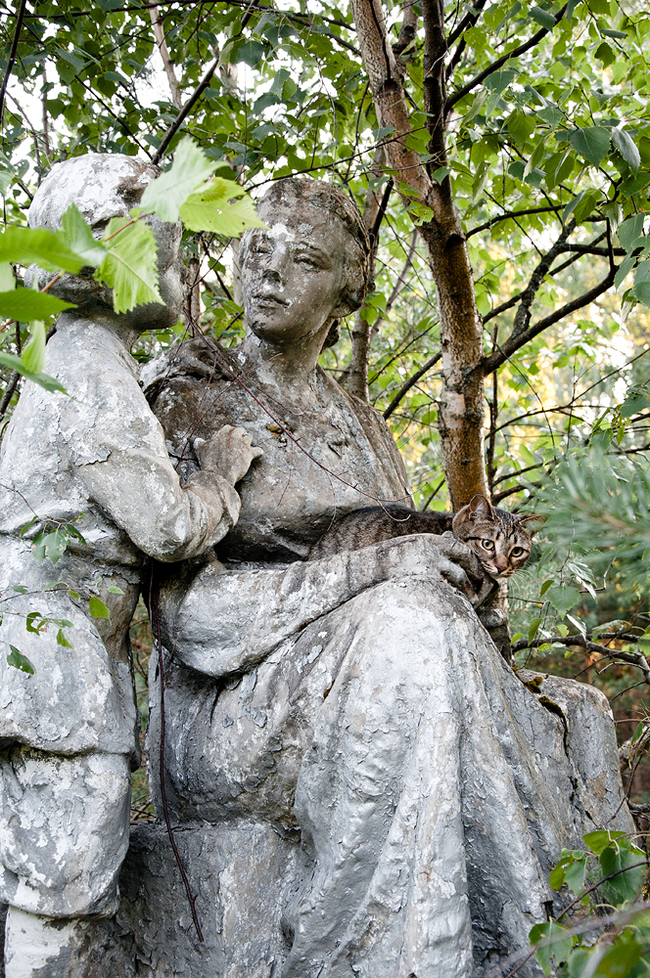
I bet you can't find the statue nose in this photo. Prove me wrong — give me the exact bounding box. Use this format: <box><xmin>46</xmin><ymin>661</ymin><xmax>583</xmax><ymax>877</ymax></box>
<box><xmin>264</xmin><ymin>246</ymin><xmax>289</xmax><ymax>285</ymax></box>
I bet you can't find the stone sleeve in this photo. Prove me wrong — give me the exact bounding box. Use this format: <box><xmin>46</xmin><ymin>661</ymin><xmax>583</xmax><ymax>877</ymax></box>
<box><xmin>79</xmin><ymin>444</ymin><xmax>241</xmax><ymax>562</ymax></box>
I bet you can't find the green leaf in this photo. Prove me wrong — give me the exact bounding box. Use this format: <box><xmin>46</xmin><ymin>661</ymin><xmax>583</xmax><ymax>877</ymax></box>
<box><xmin>7</xmin><ymin>646</ymin><xmax>35</xmax><ymax>675</ymax></box>
<box><xmin>107</xmin><ymin>585</ymin><xmax>124</xmax><ymax>594</ymax></box>
<box><xmin>0</xmin><ymin>290</ymin><xmax>75</xmax><ymax>321</ymax></box>
<box><xmin>569</xmin><ymin>126</ymin><xmax>611</xmax><ymax>167</ymax></box>
<box><xmin>583</xmin><ymin>829</ymin><xmax>627</xmax><ymax>855</ymax></box>
<box><xmin>0</xmin><ymin>261</ymin><xmax>14</xmax><ymax>291</ymax></box>
<box><xmin>530</xmin><ymin>5</ymin><xmax>557</xmax><ymax>29</ymax></box>
<box><xmin>564</xmin><ymin>856</ymin><xmax>587</xmax><ymax>895</ymax></box>
<box><xmin>618</xmin><ymin>214</ymin><xmax>645</xmax><ymax>250</ymax></box>
<box><xmin>88</xmin><ymin>596</ymin><xmax>111</xmax><ymax>619</ymax></box>
<box><xmin>546</xmin><ymin>585</ymin><xmax>581</xmax><ymax>617</ymax></box>
<box><xmin>530</xmin><ymin>921</ymin><xmax>573</xmax><ymax>976</ymax></box>
<box><xmin>611</xmin><ymin>128</ymin><xmax>641</xmax><ymax>170</ymax></box>
<box><xmin>60</xmin><ymin>203</ymin><xmax>108</xmax><ymax>266</ymax></box>
<box><xmin>96</xmin><ymin>219</ymin><xmax>161</xmax><ymax>313</ymax></box>
<box><xmin>0</xmin><ymin>226</ymin><xmax>86</xmax><ymax>273</ymax></box>
<box><xmin>600</xmin><ymin>843</ymin><xmax>646</xmax><ymax>903</ymax></box>
<box><xmin>180</xmin><ymin>177</ymin><xmax>267</xmax><ymax>236</ymax></box>
<box><xmin>21</xmin><ymin>320</ymin><xmax>46</xmax><ymax>374</ymax></box>
<box><xmin>140</xmin><ymin>137</ymin><xmax>215</xmax><ymax>223</ymax></box>
<box><xmin>56</xmin><ymin>628</ymin><xmax>73</xmax><ymax>648</ymax></box>
<box><xmin>529</xmin><ymin>616</ymin><xmax>542</xmax><ymax>641</ymax></box>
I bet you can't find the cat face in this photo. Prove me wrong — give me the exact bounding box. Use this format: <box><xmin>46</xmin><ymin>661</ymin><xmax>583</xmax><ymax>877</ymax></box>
<box><xmin>452</xmin><ymin>494</ymin><xmax>545</xmax><ymax>578</ymax></box>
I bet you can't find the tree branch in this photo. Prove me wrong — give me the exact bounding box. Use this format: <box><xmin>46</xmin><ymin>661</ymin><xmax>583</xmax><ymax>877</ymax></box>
<box><xmin>481</xmin><ymin>266</ymin><xmax>617</xmax><ymax>375</ymax></box>
<box><xmin>0</xmin><ymin>0</ymin><xmax>28</xmax><ymax>122</ymax></box>
<box><xmin>149</xmin><ymin>5</ymin><xmax>182</xmax><ymax>109</ymax></box>
<box><xmin>447</xmin><ymin>4</ymin><xmax>568</xmax><ymax>113</ymax></box>
<box><xmin>383</xmin><ymin>352</ymin><xmax>441</xmax><ymax>419</ymax></box>
<box><xmin>509</xmin><ymin>218</ymin><xmax>575</xmax><ymax>341</ymax></box>
<box><xmin>467</xmin><ymin>204</ymin><xmax>562</xmax><ymax>238</ymax></box>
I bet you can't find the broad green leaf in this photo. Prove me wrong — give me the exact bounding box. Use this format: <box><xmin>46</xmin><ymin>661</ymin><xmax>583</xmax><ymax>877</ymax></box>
<box><xmin>0</xmin><ymin>350</ymin><xmax>67</xmax><ymax>393</ymax></box>
<box><xmin>529</xmin><ymin>921</ymin><xmax>573</xmax><ymax>976</ymax></box>
<box><xmin>546</xmin><ymin>585</ymin><xmax>581</xmax><ymax>617</ymax></box>
<box><xmin>0</xmin><ymin>226</ymin><xmax>85</xmax><ymax>273</ymax></box>
<box><xmin>0</xmin><ymin>289</ymin><xmax>75</xmax><ymax>321</ymax></box>
<box><xmin>596</xmin><ymin>937</ymin><xmax>644</xmax><ymax>977</ymax></box>
<box><xmin>89</xmin><ymin>596</ymin><xmax>111</xmax><ymax>619</ymax></box>
<box><xmin>618</xmin><ymin>215</ymin><xmax>645</xmax><ymax>250</ymax></box>
<box><xmin>96</xmin><ymin>219</ymin><xmax>161</xmax><ymax>313</ymax></box>
<box><xmin>7</xmin><ymin>646</ymin><xmax>35</xmax><ymax>675</ymax></box>
<box><xmin>180</xmin><ymin>178</ymin><xmax>267</xmax><ymax>236</ymax></box>
<box><xmin>56</xmin><ymin>628</ymin><xmax>73</xmax><ymax>648</ymax></box>
<box><xmin>140</xmin><ymin>137</ymin><xmax>215</xmax><ymax>223</ymax></box>
<box><xmin>21</xmin><ymin>320</ymin><xmax>46</xmax><ymax>373</ymax></box>
<box><xmin>60</xmin><ymin>203</ymin><xmax>108</xmax><ymax>266</ymax></box>
<box><xmin>583</xmin><ymin>830</ymin><xmax>627</xmax><ymax>855</ymax></box>
<box><xmin>530</xmin><ymin>5</ymin><xmax>556</xmax><ymax>28</ymax></box>
<box><xmin>569</xmin><ymin>126</ymin><xmax>611</xmax><ymax>167</ymax></box>
<box><xmin>0</xmin><ymin>262</ymin><xmax>14</xmax><ymax>291</ymax></box>
<box><xmin>564</xmin><ymin>857</ymin><xmax>587</xmax><ymax>895</ymax></box>
<box><xmin>600</xmin><ymin>843</ymin><xmax>646</xmax><ymax>903</ymax></box>
<box><xmin>612</xmin><ymin>128</ymin><xmax>641</xmax><ymax>170</ymax></box>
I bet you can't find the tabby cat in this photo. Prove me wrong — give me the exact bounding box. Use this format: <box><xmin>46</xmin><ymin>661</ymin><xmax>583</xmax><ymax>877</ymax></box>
<box><xmin>309</xmin><ymin>493</ymin><xmax>545</xmax><ymax>579</ymax></box>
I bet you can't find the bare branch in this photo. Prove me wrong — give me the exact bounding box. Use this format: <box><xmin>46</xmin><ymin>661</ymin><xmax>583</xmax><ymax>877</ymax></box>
<box><xmin>149</xmin><ymin>5</ymin><xmax>182</xmax><ymax>109</ymax></box>
<box><xmin>0</xmin><ymin>0</ymin><xmax>28</xmax><ymax>122</ymax></box>
<box><xmin>481</xmin><ymin>266</ymin><xmax>617</xmax><ymax>375</ymax></box>
<box><xmin>510</xmin><ymin>219</ymin><xmax>576</xmax><ymax>340</ymax></box>
<box><xmin>383</xmin><ymin>352</ymin><xmax>441</xmax><ymax>419</ymax></box>
<box><xmin>467</xmin><ymin>205</ymin><xmax>562</xmax><ymax>238</ymax></box>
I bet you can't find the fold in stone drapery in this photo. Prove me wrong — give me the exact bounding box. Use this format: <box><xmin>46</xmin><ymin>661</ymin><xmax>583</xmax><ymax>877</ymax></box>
<box><xmin>148</xmin><ymin>571</ymin><xmax>631</xmax><ymax>978</ymax></box>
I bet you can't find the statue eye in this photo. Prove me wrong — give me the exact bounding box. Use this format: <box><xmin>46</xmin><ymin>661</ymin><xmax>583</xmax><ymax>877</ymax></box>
<box><xmin>511</xmin><ymin>546</ymin><xmax>525</xmax><ymax>557</ymax></box>
<box><xmin>481</xmin><ymin>539</ymin><xmax>495</xmax><ymax>551</ymax></box>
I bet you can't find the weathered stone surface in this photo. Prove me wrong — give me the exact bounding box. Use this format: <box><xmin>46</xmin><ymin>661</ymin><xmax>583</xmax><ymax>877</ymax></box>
<box><xmin>0</xmin><ymin>155</ymin><xmax>257</xmax><ymax>973</ymax></box>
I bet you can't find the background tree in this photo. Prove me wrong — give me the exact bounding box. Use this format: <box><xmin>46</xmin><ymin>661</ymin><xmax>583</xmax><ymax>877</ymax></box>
<box><xmin>3</xmin><ymin>0</ymin><xmax>650</xmax><ymax>809</ymax></box>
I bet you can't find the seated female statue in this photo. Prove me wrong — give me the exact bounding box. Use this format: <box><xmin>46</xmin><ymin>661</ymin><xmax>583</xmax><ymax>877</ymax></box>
<box><xmin>142</xmin><ymin>178</ymin><xmax>632</xmax><ymax>978</ymax></box>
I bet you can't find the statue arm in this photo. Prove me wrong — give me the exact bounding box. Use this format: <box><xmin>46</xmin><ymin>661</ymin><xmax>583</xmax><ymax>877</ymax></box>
<box><xmin>158</xmin><ymin>534</ymin><xmax>485</xmax><ymax>677</ymax></box>
<box><xmin>80</xmin><ymin>442</ymin><xmax>242</xmax><ymax>561</ymax></box>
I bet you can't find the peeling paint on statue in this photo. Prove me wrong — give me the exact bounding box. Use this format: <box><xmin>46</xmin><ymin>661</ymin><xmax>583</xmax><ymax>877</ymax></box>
<box><xmin>0</xmin><ymin>154</ymin><xmax>260</xmax><ymax>977</ymax></box>
<box><xmin>120</xmin><ymin>179</ymin><xmax>634</xmax><ymax>978</ymax></box>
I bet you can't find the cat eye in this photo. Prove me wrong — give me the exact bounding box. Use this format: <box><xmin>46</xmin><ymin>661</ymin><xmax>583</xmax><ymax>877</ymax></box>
<box><xmin>511</xmin><ymin>546</ymin><xmax>525</xmax><ymax>557</ymax></box>
<box><xmin>481</xmin><ymin>540</ymin><xmax>495</xmax><ymax>550</ymax></box>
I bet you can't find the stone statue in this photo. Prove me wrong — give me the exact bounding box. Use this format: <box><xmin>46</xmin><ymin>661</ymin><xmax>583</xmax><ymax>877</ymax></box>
<box><xmin>0</xmin><ymin>154</ymin><xmax>260</xmax><ymax>977</ymax></box>
<box><xmin>123</xmin><ymin>178</ymin><xmax>633</xmax><ymax>978</ymax></box>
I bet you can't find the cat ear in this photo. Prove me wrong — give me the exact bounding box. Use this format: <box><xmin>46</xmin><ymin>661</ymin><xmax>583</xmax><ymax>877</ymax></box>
<box><xmin>468</xmin><ymin>493</ymin><xmax>495</xmax><ymax>520</ymax></box>
<box><xmin>517</xmin><ymin>514</ymin><xmax>547</xmax><ymax>536</ymax></box>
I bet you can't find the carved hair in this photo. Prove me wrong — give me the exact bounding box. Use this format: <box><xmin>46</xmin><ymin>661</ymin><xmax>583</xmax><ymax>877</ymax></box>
<box><xmin>242</xmin><ymin>178</ymin><xmax>373</xmax><ymax>348</ymax></box>
<box><xmin>27</xmin><ymin>154</ymin><xmax>181</xmax><ymax>312</ymax></box>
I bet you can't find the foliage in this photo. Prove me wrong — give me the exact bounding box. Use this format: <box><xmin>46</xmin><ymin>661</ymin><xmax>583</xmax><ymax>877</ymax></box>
<box><xmin>526</xmin><ymin>831</ymin><xmax>650</xmax><ymax>978</ymax></box>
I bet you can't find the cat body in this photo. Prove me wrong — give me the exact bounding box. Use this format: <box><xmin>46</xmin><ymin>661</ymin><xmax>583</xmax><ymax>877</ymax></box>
<box><xmin>309</xmin><ymin>493</ymin><xmax>545</xmax><ymax>579</ymax></box>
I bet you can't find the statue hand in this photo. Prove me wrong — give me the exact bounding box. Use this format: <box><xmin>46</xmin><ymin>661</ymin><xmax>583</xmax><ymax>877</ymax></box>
<box><xmin>425</xmin><ymin>532</ymin><xmax>489</xmax><ymax>606</ymax></box>
<box><xmin>194</xmin><ymin>425</ymin><xmax>263</xmax><ymax>485</ymax></box>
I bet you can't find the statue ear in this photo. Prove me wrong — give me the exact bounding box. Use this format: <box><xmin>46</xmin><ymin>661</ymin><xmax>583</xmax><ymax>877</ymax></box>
<box><xmin>518</xmin><ymin>514</ymin><xmax>547</xmax><ymax>536</ymax></box>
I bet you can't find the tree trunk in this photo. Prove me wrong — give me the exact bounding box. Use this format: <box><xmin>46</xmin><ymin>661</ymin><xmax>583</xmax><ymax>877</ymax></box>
<box><xmin>350</xmin><ymin>0</ymin><xmax>488</xmax><ymax>508</ymax></box>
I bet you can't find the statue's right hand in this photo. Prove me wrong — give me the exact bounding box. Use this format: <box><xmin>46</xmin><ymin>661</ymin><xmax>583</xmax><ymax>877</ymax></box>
<box><xmin>194</xmin><ymin>425</ymin><xmax>263</xmax><ymax>485</ymax></box>
<box><xmin>380</xmin><ymin>532</ymin><xmax>487</xmax><ymax>605</ymax></box>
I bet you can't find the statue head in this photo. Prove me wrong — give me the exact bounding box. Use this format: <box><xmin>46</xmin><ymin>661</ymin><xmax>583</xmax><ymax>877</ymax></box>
<box><xmin>28</xmin><ymin>154</ymin><xmax>184</xmax><ymax>332</ymax></box>
<box><xmin>239</xmin><ymin>178</ymin><xmax>372</xmax><ymax>350</ymax></box>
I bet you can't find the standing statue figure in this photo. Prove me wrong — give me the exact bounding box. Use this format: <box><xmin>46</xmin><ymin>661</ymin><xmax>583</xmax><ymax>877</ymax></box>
<box><xmin>134</xmin><ymin>178</ymin><xmax>633</xmax><ymax>978</ymax></box>
<box><xmin>0</xmin><ymin>155</ymin><xmax>260</xmax><ymax>977</ymax></box>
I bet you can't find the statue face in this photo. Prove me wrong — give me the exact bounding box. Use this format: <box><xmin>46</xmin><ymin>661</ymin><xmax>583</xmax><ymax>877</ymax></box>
<box><xmin>241</xmin><ymin>204</ymin><xmax>348</xmax><ymax>345</ymax></box>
